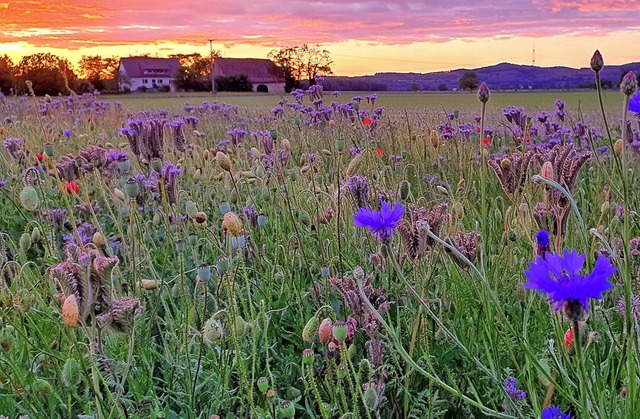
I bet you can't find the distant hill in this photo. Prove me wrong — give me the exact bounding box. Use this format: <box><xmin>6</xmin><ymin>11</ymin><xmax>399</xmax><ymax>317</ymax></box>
<box><xmin>321</xmin><ymin>62</ymin><xmax>640</xmax><ymax>92</ymax></box>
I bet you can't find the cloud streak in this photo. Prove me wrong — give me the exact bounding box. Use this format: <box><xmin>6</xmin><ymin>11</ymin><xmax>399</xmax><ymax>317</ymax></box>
<box><xmin>1</xmin><ymin>0</ymin><xmax>639</xmax><ymax>50</ymax></box>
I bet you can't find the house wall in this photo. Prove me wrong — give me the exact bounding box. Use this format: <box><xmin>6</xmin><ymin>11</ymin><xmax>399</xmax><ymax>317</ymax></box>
<box><xmin>119</xmin><ymin>64</ymin><xmax>176</xmax><ymax>92</ymax></box>
<box><xmin>253</xmin><ymin>82</ymin><xmax>285</xmax><ymax>93</ymax></box>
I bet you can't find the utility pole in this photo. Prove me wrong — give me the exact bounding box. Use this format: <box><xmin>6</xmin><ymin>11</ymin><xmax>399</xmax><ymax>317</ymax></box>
<box><xmin>209</xmin><ymin>39</ymin><xmax>215</xmax><ymax>94</ymax></box>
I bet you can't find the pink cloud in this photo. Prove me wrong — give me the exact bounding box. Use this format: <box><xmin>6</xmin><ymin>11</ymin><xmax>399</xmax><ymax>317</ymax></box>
<box><xmin>1</xmin><ymin>0</ymin><xmax>639</xmax><ymax>50</ymax></box>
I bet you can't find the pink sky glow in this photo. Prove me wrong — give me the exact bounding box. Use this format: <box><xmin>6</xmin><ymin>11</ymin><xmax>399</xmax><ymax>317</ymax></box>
<box><xmin>1</xmin><ymin>0</ymin><xmax>639</xmax><ymax>75</ymax></box>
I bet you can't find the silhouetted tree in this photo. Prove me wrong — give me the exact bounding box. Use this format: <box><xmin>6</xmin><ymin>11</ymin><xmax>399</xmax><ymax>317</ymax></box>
<box><xmin>214</xmin><ymin>74</ymin><xmax>252</xmax><ymax>92</ymax></box>
<box><xmin>171</xmin><ymin>52</ymin><xmax>219</xmax><ymax>91</ymax></box>
<box><xmin>78</xmin><ymin>55</ymin><xmax>119</xmax><ymax>91</ymax></box>
<box><xmin>16</xmin><ymin>53</ymin><xmax>76</xmax><ymax>96</ymax></box>
<box><xmin>438</xmin><ymin>83</ymin><xmax>449</xmax><ymax>91</ymax></box>
<box><xmin>0</xmin><ymin>55</ymin><xmax>16</xmax><ymax>95</ymax></box>
<box><xmin>459</xmin><ymin>71</ymin><xmax>480</xmax><ymax>91</ymax></box>
<box><xmin>269</xmin><ymin>44</ymin><xmax>333</xmax><ymax>92</ymax></box>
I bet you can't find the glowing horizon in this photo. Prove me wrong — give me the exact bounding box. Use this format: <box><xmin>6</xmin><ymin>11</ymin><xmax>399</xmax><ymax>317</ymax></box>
<box><xmin>1</xmin><ymin>0</ymin><xmax>639</xmax><ymax>76</ymax></box>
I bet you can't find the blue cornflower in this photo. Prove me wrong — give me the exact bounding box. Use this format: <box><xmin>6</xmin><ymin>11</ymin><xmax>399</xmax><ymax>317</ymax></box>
<box><xmin>536</xmin><ymin>230</ymin><xmax>551</xmax><ymax>258</ymax></box>
<box><xmin>63</xmin><ymin>129</ymin><xmax>72</xmax><ymax>139</ymax></box>
<box><xmin>503</xmin><ymin>377</ymin><xmax>526</xmax><ymax>400</ymax></box>
<box><xmin>541</xmin><ymin>406</ymin><xmax>571</xmax><ymax>419</ymax></box>
<box><xmin>353</xmin><ymin>200</ymin><xmax>404</xmax><ymax>244</ymax></box>
<box><xmin>629</xmin><ymin>92</ymin><xmax>640</xmax><ymax>114</ymax></box>
<box><xmin>524</xmin><ymin>249</ymin><xmax>616</xmax><ymax>320</ymax></box>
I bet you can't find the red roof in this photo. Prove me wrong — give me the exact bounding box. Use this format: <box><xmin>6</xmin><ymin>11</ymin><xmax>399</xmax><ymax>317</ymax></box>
<box><xmin>119</xmin><ymin>57</ymin><xmax>181</xmax><ymax>79</ymax></box>
<box><xmin>212</xmin><ymin>58</ymin><xmax>284</xmax><ymax>84</ymax></box>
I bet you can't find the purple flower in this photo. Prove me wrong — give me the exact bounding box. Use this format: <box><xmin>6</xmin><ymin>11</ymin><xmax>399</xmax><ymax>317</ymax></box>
<box><xmin>503</xmin><ymin>377</ymin><xmax>526</xmax><ymax>400</ymax></box>
<box><xmin>524</xmin><ymin>249</ymin><xmax>616</xmax><ymax>319</ymax></box>
<box><xmin>353</xmin><ymin>200</ymin><xmax>404</xmax><ymax>244</ymax></box>
<box><xmin>0</xmin><ymin>179</ymin><xmax>5</xmax><ymax>188</ymax></box>
<box><xmin>541</xmin><ymin>406</ymin><xmax>571</xmax><ymax>419</ymax></box>
<box><xmin>63</xmin><ymin>129</ymin><xmax>72</xmax><ymax>139</ymax></box>
<box><xmin>536</xmin><ymin>230</ymin><xmax>550</xmax><ymax>258</ymax></box>
<box><xmin>629</xmin><ymin>92</ymin><xmax>640</xmax><ymax>114</ymax></box>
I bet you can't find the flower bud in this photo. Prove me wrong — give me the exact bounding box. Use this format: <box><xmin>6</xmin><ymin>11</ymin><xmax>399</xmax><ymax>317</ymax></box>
<box><xmin>363</xmin><ymin>384</ymin><xmax>378</xmax><ymax>411</ymax></box>
<box><xmin>590</xmin><ymin>50</ymin><xmax>604</xmax><ymax>73</ymax></box>
<box><xmin>92</xmin><ymin>232</ymin><xmax>105</xmax><ymax>247</ymax></box>
<box><xmin>19</xmin><ymin>185</ymin><xmax>39</xmax><ymax>211</ymax></box>
<box><xmin>222</xmin><ymin>212</ymin><xmax>242</xmax><ymax>236</ymax></box>
<box><xmin>19</xmin><ymin>232</ymin><xmax>31</xmax><ymax>252</ymax></box>
<box><xmin>202</xmin><ymin>317</ymin><xmax>224</xmax><ymax>343</ymax></box>
<box><xmin>113</xmin><ymin>188</ymin><xmax>125</xmax><ymax>201</ymax></box>
<box><xmin>282</xmin><ymin>138</ymin><xmax>291</xmax><ymax>151</ymax></box>
<box><xmin>346</xmin><ymin>154</ymin><xmax>363</xmax><ymax>176</ymax></box>
<box><xmin>62</xmin><ymin>358</ymin><xmax>82</xmax><ymax>387</ymax></box>
<box><xmin>399</xmin><ymin>180</ymin><xmax>410</xmax><ymax>200</ymax></box>
<box><xmin>318</xmin><ymin>318</ymin><xmax>333</xmax><ymax>345</ymax></box>
<box><xmin>216</xmin><ymin>151</ymin><xmax>232</xmax><ymax>172</ymax></box>
<box><xmin>614</xmin><ymin>138</ymin><xmax>624</xmax><ymax>157</ymax></box>
<box><xmin>477</xmin><ymin>82</ymin><xmax>491</xmax><ymax>103</ymax></box>
<box><xmin>541</xmin><ymin>161</ymin><xmax>554</xmax><ymax>180</ymax></box>
<box><xmin>62</xmin><ymin>294</ymin><xmax>79</xmax><ymax>327</ymax></box>
<box><xmin>302</xmin><ymin>316</ymin><xmax>319</xmax><ymax>343</ymax></box>
<box><xmin>185</xmin><ymin>200</ymin><xmax>198</xmax><ymax>219</ymax></box>
<box><xmin>620</xmin><ymin>71</ymin><xmax>638</xmax><ymax>96</ymax></box>
<box><xmin>196</xmin><ymin>264</ymin><xmax>213</xmax><ymax>283</ymax></box>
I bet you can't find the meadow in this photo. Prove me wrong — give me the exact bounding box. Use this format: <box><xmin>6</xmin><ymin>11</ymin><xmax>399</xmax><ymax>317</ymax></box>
<box><xmin>0</xmin><ymin>70</ymin><xmax>639</xmax><ymax>419</ymax></box>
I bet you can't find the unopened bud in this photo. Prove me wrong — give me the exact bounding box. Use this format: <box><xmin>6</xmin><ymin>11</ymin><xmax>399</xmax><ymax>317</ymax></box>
<box><xmin>541</xmin><ymin>161</ymin><xmax>554</xmax><ymax>179</ymax></box>
<box><xmin>620</xmin><ymin>71</ymin><xmax>638</xmax><ymax>96</ymax></box>
<box><xmin>215</xmin><ymin>151</ymin><xmax>232</xmax><ymax>172</ymax></box>
<box><xmin>477</xmin><ymin>82</ymin><xmax>491</xmax><ymax>103</ymax></box>
<box><xmin>614</xmin><ymin>139</ymin><xmax>624</xmax><ymax>157</ymax></box>
<box><xmin>590</xmin><ymin>50</ymin><xmax>604</xmax><ymax>73</ymax></box>
<box><xmin>222</xmin><ymin>212</ymin><xmax>242</xmax><ymax>236</ymax></box>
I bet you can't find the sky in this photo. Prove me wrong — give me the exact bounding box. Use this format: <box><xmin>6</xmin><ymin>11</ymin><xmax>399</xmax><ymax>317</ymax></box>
<box><xmin>1</xmin><ymin>0</ymin><xmax>639</xmax><ymax>76</ymax></box>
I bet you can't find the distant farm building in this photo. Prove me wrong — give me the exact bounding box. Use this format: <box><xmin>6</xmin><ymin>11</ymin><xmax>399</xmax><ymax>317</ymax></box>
<box><xmin>212</xmin><ymin>58</ymin><xmax>285</xmax><ymax>93</ymax></box>
<box><xmin>118</xmin><ymin>57</ymin><xmax>181</xmax><ymax>93</ymax></box>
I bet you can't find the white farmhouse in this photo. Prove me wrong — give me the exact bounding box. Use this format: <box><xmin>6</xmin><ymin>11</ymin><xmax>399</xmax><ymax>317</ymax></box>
<box><xmin>118</xmin><ymin>57</ymin><xmax>181</xmax><ymax>92</ymax></box>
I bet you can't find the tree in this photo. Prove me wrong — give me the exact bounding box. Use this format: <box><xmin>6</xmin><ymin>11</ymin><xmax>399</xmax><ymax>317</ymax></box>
<box><xmin>268</xmin><ymin>44</ymin><xmax>333</xmax><ymax>92</ymax></box>
<box><xmin>214</xmin><ymin>74</ymin><xmax>252</xmax><ymax>92</ymax></box>
<box><xmin>78</xmin><ymin>55</ymin><xmax>119</xmax><ymax>91</ymax></box>
<box><xmin>459</xmin><ymin>71</ymin><xmax>480</xmax><ymax>91</ymax></box>
<box><xmin>171</xmin><ymin>52</ymin><xmax>219</xmax><ymax>91</ymax></box>
<box><xmin>0</xmin><ymin>55</ymin><xmax>16</xmax><ymax>95</ymax></box>
<box><xmin>16</xmin><ymin>53</ymin><xmax>77</xmax><ymax>96</ymax></box>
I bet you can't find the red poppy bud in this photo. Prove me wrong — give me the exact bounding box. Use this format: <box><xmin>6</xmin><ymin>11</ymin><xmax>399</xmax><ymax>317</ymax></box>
<box><xmin>375</xmin><ymin>148</ymin><xmax>384</xmax><ymax>156</ymax></box>
<box><xmin>363</xmin><ymin>117</ymin><xmax>372</xmax><ymax>125</ymax></box>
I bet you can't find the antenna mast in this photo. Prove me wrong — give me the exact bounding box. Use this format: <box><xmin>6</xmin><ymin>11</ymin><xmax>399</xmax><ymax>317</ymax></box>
<box><xmin>532</xmin><ymin>41</ymin><xmax>536</xmax><ymax>66</ymax></box>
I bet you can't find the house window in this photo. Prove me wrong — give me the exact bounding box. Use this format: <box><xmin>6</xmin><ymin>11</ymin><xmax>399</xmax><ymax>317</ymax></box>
<box><xmin>143</xmin><ymin>79</ymin><xmax>148</xmax><ymax>84</ymax></box>
<box><xmin>157</xmin><ymin>79</ymin><xmax>163</xmax><ymax>84</ymax></box>
<box><xmin>151</xmin><ymin>79</ymin><xmax>156</xmax><ymax>84</ymax></box>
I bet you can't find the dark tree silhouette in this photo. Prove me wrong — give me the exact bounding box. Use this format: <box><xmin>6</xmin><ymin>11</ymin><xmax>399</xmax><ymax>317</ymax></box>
<box><xmin>78</xmin><ymin>55</ymin><xmax>119</xmax><ymax>91</ymax></box>
<box><xmin>459</xmin><ymin>71</ymin><xmax>480</xmax><ymax>91</ymax></box>
<box><xmin>269</xmin><ymin>44</ymin><xmax>333</xmax><ymax>91</ymax></box>
<box><xmin>171</xmin><ymin>52</ymin><xmax>219</xmax><ymax>91</ymax></box>
<box><xmin>0</xmin><ymin>55</ymin><xmax>16</xmax><ymax>95</ymax></box>
<box><xmin>16</xmin><ymin>53</ymin><xmax>76</xmax><ymax>96</ymax></box>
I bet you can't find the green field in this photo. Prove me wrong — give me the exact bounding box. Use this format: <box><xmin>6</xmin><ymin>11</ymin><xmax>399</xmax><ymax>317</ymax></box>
<box><xmin>0</xmin><ymin>83</ymin><xmax>638</xmax><ymax>418</ymax></box>
<box><xmin>104</xmin><ymin>90</ymin><xmax>622</xmax><ymax>113</ymax></box>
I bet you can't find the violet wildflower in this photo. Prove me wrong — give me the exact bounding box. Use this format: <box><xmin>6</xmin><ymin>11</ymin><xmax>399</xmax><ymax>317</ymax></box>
<box><xmin>541</xmin><ymin>406</ymin><xmax>571</xmax><ymax>419</ymax></box>
<box><xmin>536</xmin><ymin>230</ymin><xmax>551</xmax><ymax>258</ymax></box>
<box><xmin>0</xmin><ymin>179</ymin><xmax>5</xmax><ymax>189</ymax></box>
<box><xmin>503</xmin><ymin>377</ymin><xmax>526</xmax><ymax>400</ymax></box>
<box><xmin>629</xmin><ymin>91</ymin><xmax>640</xmax><ymax>114</ymax></box>
<box><xmin>63</xmin><ymin>129</ymin><xmax>72</xmax><ymax>139</ymax></box>
<box><xmin>524</xmin><ymin>249</ymin><xmax>616</xmax><ymax>320</ymax></box>
<box><xmin>353</xmin><ymin>200</ymin><xmax>404</xmax><ymax>244</ymax></box>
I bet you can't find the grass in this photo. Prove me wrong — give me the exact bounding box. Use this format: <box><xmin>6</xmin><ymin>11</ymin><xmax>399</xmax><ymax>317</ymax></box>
<box><xmin>0</xmin><ymin>79</ymin><xmax>638</xmax><ymax>419</ymax></box>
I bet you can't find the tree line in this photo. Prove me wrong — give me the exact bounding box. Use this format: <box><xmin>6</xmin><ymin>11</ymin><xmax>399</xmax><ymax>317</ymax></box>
<box><xmin>0</xmin><ymin>45</ymin><xmax>335</xmax><ymax>96</ymax></box>
<box><xmin>0</xmin><ymin>52</ymin><xmax>216</xmax><ymax>96</ymax></box>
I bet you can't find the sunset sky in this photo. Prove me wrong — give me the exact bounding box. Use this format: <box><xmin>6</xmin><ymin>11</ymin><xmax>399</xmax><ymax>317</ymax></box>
<box><xmin>1</xmin><ymin>0</ymin><xmax>639</xmax><ymax>75</ymax></box>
